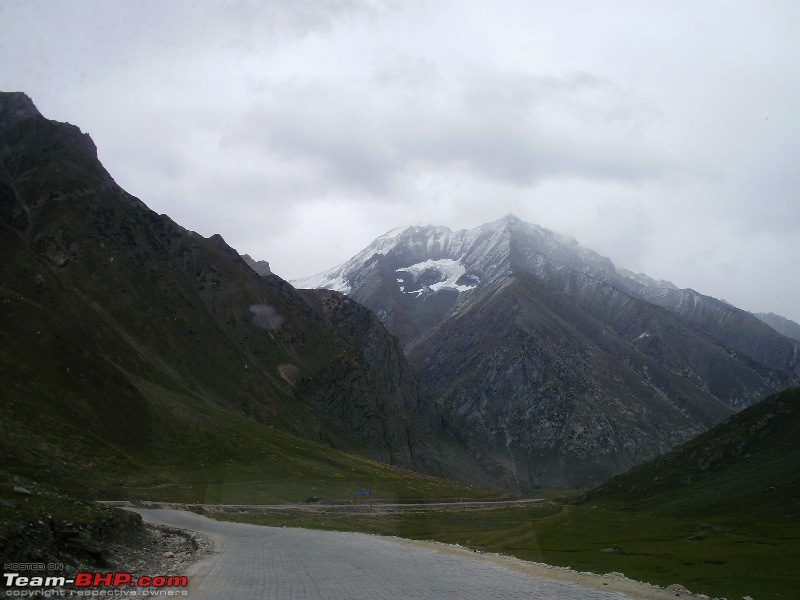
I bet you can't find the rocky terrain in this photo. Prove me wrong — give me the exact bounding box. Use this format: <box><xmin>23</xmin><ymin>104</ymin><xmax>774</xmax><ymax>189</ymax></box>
<box><xmin>0</xmin><ymin>474</ymin><xmax>210</xmax><ymax>590</ymax></box>
<box><xmin>295</xmin><ymin>216</ymin><xmax>800</xmax><ymax>490</ymax></box>
<box><xmin>295</xmin><ymin>289</ymin><xmax>440</xmax><ymax>467</ymax></box>
<box><xmin>754</xmin><ymin>311</ymin><xmax>800</xmax><ymax>342</ymax></box>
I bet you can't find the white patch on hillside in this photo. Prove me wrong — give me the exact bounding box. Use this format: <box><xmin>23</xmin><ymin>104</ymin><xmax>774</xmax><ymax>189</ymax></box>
<box><xmin>397</xmin><ymin>258</ymin><xmax>477</xmax><ymax>294</ymax></box>
<box><xmin>294</xmin><ymin>270</ymin><xmax>351</xmax><ymax>294</ymax></box>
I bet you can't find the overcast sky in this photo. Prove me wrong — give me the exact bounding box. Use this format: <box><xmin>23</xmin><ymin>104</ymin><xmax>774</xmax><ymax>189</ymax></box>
<box><xmin>2</xmin><ymin>0</ymin><xmax>799</xmax><ymax>322</ymax></box>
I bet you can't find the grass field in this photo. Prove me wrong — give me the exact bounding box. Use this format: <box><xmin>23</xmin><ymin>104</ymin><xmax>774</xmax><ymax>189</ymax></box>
<box><xmin>0</xmin><ymin>365</ymin><xmax>498</xmax><ymax>506</ymax></box>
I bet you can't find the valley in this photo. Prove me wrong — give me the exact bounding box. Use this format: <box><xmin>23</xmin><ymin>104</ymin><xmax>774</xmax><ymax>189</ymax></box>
<box><xmin>2</xmin><ymin>91</ymin><xmax>800</xmax><ymax>599</ymax></box>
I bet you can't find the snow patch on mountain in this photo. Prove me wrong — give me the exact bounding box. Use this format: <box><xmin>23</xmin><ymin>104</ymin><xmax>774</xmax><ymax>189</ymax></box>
<box><xmin>397</xmin><ymin>258</ymin><xmax>477</xmax><ymax>294</ymax></box>
<box><xmin>294</xmin><ymin>270</ymin><xmax>351</xmax><ymax>294</ymax></box>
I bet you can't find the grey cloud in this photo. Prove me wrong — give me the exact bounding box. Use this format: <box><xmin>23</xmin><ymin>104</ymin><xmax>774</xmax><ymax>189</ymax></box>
<box><xmin>7</xmin><ymin>0</ymin><xmax>798</xmax><ymax>323</ymax></box>
<box><xmin>0</xmin><ymin>0</ymin><xmax>380</xmax><ymax>100</ymax></box>
<box><xmin>732</xmin><ymin>148</ymin><xmax>800</xmax><ymax>237</ymax></box>
<box><xmin>213</xmin><ymin>0</ymin><xmax>384</xmax><ymax>50</ymax></box>
<box><xmin>404</xmin><ymin>119</ymin><xmax>675</xmax><ymax>185</ymax></box>
<box><xmin>223</xmin><ymin>67</ymin><xmax>677</xmax><ymax>197</ymax></box>
<box><xmin>372</xmin><ymin>55</ymin><xmax>442</xmax><ymax>90</ymax></box>
<box><xmin>265</xmin><ymin>120</ymin><xmax>400</xmax><ymax>195</ymax></box>
<box><xmin>462</xmin><ymin>70</ymin><xmax>613</xmax><ymax>114</ymax></box>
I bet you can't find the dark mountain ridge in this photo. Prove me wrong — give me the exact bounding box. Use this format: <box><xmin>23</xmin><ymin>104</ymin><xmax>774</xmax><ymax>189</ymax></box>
<box><xmin>0</xmin><ymin>92</ymin><xmax>449</xmax><ymax>492</ymax></box>
<box><xmin>754</xmin><ymin>311</ymin><xmax>800</xmax><ymax>343</ymax></box>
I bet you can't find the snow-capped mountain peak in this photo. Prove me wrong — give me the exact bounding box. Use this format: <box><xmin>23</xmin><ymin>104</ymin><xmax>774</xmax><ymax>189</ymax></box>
<box><xmin>290</xmin><ymin>216</ymin><xmax>633</xmax><ymax>347</ymax></box>
<box><xmin>292</xmin><ymin>215</ymin><xmax>620</xmax><ymax>298</ymax></box>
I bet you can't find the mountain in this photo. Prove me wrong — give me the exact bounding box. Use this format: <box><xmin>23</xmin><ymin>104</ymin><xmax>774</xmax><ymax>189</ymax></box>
<box><xmin>242</xmin><ymin>253</ymin><xmax>272</xmax><ymax>276</ymax></box>
<box><xmin>294</xmin><ymin>215</ymin><xmax>800</xmax><ymax>490</ymax></box>
<box><xmin>0</xmin><ymin>91</ymin><xmax>455</xmax><ymax>497</ymax></box>
<box><xmin>754</xmin><ymin>312</ymin><xmax>800</xmax><ymax>343</ymax></box>
<box><xmin>583</xmin><ymin>386</ymin><xmax>800</xmax><ymax>518</ymax></box>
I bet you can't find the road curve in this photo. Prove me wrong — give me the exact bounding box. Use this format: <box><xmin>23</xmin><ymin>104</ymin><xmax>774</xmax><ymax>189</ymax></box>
<box><xmin>135</xmin><ymin>508</ymin><xmax>634</xmax><ymax>600</ymax></box>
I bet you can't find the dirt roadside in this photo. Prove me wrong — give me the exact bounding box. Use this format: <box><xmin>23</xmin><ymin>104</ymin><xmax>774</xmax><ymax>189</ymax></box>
<box><xmin>388</xmin><ymin>536</ymin><xmax>713</xmax><ymax>600</ymax></box>
<box><xmin>108</xmin><ymin>520</ymin><xmax>213</xmax><ymax>580</ymax></box>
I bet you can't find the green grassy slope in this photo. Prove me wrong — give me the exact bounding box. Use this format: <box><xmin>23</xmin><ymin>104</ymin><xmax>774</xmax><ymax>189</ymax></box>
<box><xmin>0</xmin><ymin>378</ymin><xmax>486</xmax><ymax>506</ymax></box>
<box><xmin>584</xmin><ymin>386</ymin><xmax>800</xmax><ymax>518</ymax></box>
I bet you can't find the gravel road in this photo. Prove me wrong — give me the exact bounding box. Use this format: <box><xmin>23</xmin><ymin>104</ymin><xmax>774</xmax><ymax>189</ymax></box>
<box><xmin>134</xmin><ymin>508</ymin><xmax>696</xmax><ymax>600</ymax></box>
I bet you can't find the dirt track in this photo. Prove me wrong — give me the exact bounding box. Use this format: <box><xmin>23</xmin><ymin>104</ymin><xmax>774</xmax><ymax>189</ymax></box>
<box><xmin>104</xmin><ymin>497</ymin><xmax>547</xmax><ymax>514</ymax></box>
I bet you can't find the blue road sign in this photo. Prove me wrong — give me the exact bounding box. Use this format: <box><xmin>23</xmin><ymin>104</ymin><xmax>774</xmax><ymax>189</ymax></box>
<box><xmin>354</xmin><ymin>489</ymin><xmax>371</xmax><ymax>496</ymax></box>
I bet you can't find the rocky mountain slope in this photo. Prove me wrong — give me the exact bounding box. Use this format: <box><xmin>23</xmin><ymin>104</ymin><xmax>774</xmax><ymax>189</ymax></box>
<box><xmin>295</xmin><ymin>215</ymin><xmax>800</xmax><ymax>490</ymax></box>
<box><xmin>0</xmin><ymin>92</ymin><xmax>446</xmax><ymax>492</ymax></box>
<box><xmin>754</xmin><ymin>311</ymin><xmax>800</xmax><ymax>343</ymax></box>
